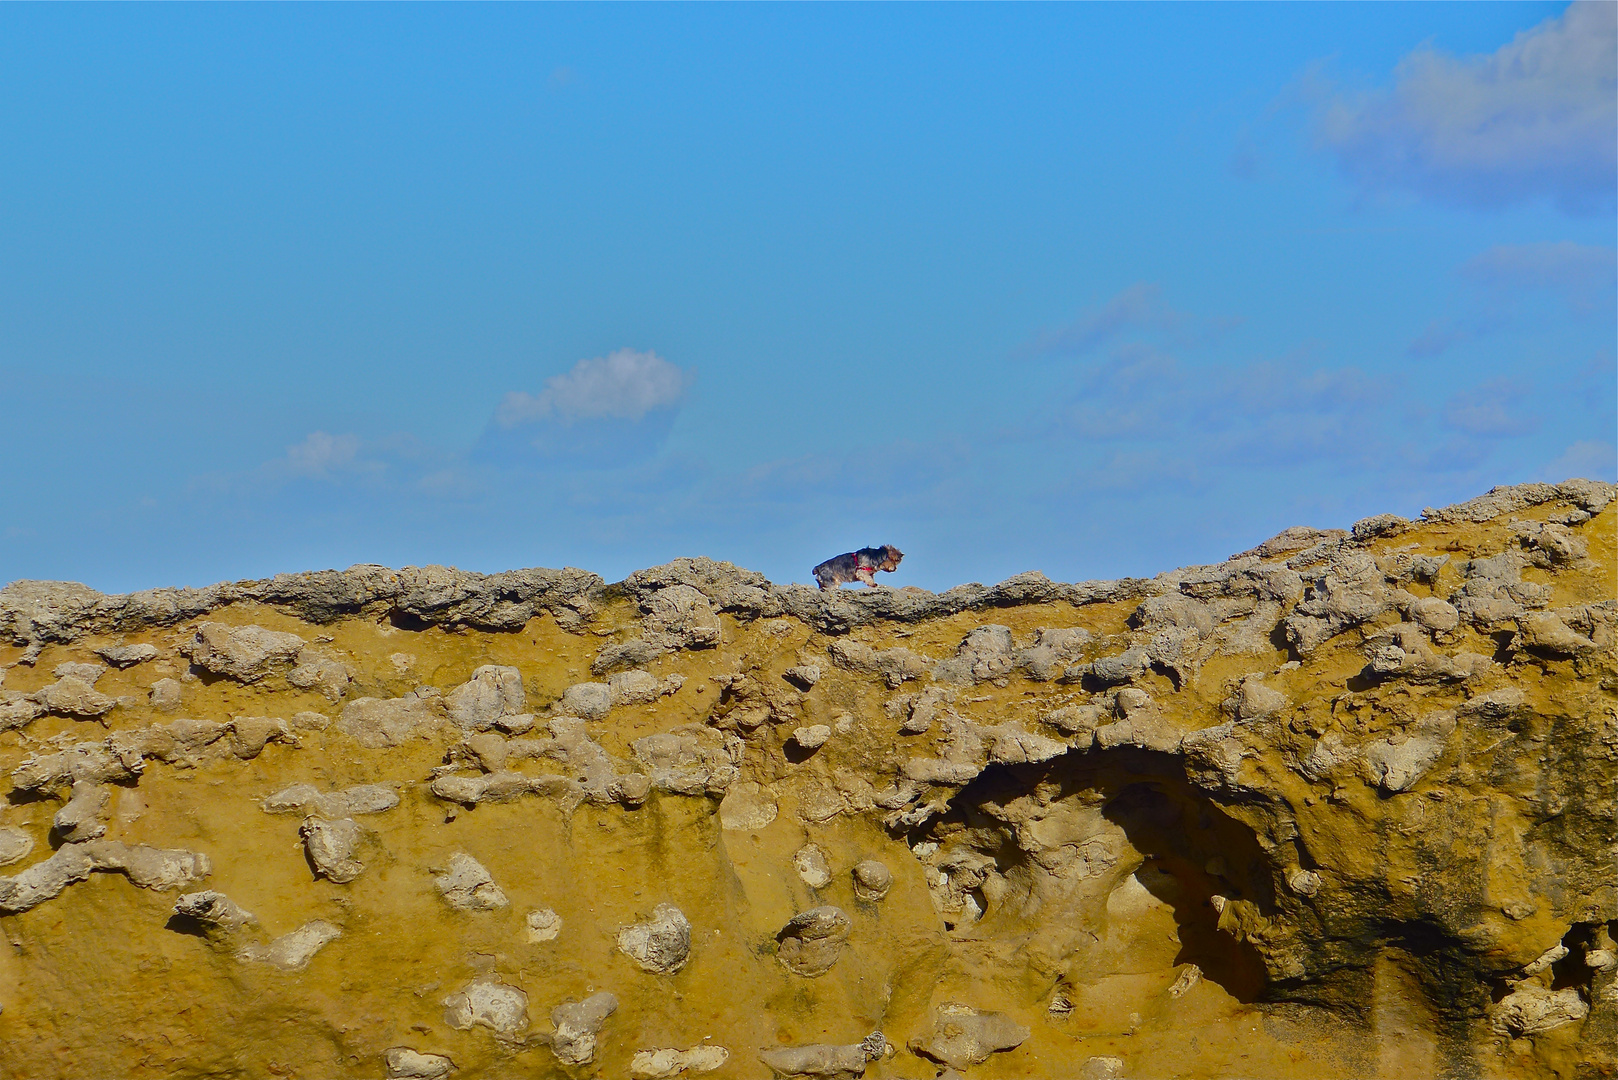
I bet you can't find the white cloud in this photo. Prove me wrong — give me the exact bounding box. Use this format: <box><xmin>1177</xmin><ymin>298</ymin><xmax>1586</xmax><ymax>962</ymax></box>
<box><xmin>284</xmin><ymin>432</ymin><xmax>362</xmax><ymax>477</ymax></box>
<box><xmin>1314</xmin><ymin>1</ymin><xmax>1617</xmax><ymax>212</ymax></box>
<box><xmin>497</xmin><ymin>348</ymin><xmax>694</xmax><ymax>426</ymax></box>
<box><xmin>1537</xmin><ymin>439</ymin><xmax>1617</xmax><ymax>482</ymax></box>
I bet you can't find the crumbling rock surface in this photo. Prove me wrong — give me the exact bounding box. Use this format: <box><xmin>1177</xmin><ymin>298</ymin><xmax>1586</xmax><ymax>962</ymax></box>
<box><xmin>0</xmin><ymin>479</ymin><xmax>1610</xmax><ymax>1080</ymax></box>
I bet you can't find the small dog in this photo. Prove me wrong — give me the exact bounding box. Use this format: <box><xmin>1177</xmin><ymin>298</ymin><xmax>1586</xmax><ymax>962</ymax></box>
<box><xmin>813</xmin><ymin>545</ymin><xmax>903</xmax><ymax>590</ymax></box>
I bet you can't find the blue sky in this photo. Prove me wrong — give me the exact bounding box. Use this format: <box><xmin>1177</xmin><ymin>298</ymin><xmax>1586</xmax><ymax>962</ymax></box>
<box><xmin>2</xmin><ymin>2</ymin><xmax>1613</xmax><ymax>593</ymax></box>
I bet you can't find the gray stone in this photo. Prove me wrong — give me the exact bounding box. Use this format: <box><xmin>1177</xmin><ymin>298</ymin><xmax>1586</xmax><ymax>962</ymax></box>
<box><xmin>35</xmin><ymin>676</ymin><xmax>116</xmax><ymax>719</ymax></box>
<box><xmin>618</xmin><ymin>902</ymin><xmax>692</xmax><ymax>973</ymax></box>
<box><xmin>908</xmin><ymin>1003</ymin><xmax>1030</xmax><ymax>1068</ymax></box>
<box><xmin>338</xmin><ymin>691</ymin><xmax>445</xmax><ymax>748</ymax></box>
<box><xmin>792</xmin><ymin>724</ymin><xmax>832</xmax><ymax>751</ymax></box>
<box><xmin>236</xmin><ymin>920</ymin><xmax>341</xmax><ymax>972</ymax></box>
<box><xmin>758</xmin><ymin>1041</ymin><xmax>874</xmax><ymax>1079</ymax></box>
<box><xmin>174</xmin><ymin>890</ymin><xmax>254</xmax><ymax>930</ymax></box>
<box><xmin>444</xmin><ymin>979</ymin><xmax>529</xmax><ymax>1037</ymax></box>
<box><xmin>525</xmin><ymin>908</ymin><xmax>562</xmax><ymax>943</ymax></box>
<box><xmin>52</xmin><ymin>782</ymin><xmax>110</xmax><ymax>842</ymax></box>
<box><xmin>794</xmin><ymin>844</ymin><xmax>832</xmax><ymax>888</ymax></box>
<box><xmin>641</xmin><ymin>585</ymin><xmax>722</xmax><ymax>650</ymax></box>
<box><xmin>776</xmin><ymin>906</ymin><xmax>851</xmax><ymax>977</ymax></box>
<box><xmin>851</xmin><ymin>860</ymin><xmax>892</xmax><ymax>902</ymax></box>
<box><xmin>445</xmin><ymin>665</ymin><xmax>526</xmax><ymax>730</ymax></box>
<box><xmin>783</xmin><ymin>664</ymin><xmax>822</xmax><ymax>690</ymax></box>
<box><xmin>300</xmin><ymin>817</ymin><xmax>368</xmax><ymax>883</ymax></box>
<box><xmin>0</xmin><ymin>826</ymin><xmax>34</xmax><ymax>867</ymax></box>
<box><xmin>933</xmin><ymin>625</ymin><xmax>1016</xmax><ymax>685</ymax></box>
<box><xmin>148</xmin><ymin>678</ymin><xmax>183</xmax><ymax>711</ymax></box>
<box><xmin>286</xmin><ymin>649</ymin><xmax>354</xmax><ymax>702</ymax></box>
<box><xmin>1017</xmin><ymin>627</ymin><xmax>1091</xmax><ymax>680</ymax></box>
<box><xmin>631</xmin><ymin>1046</ymin><xmax>730</xmax><ymax>1080</ymax></box>
<box><xmin>53</xmin><ymin>661</ymin><xmax>107</xmax><ymax>683</ymax></box>
<box><xmin>550</xmin><ymin>991</ymin><xmax>617</xmax><ymax>1065</ymax></box>
<box><xmin>1489</xmin><ymin>982</ymin><xmax>1590</xmax><ymax>1035</ymax></box>
<box><xmin>95</xmin><ymin>643</ymin><xmax>159</xmax><ymax>668</ymax></box>
<box><xmin>434</xmin><ymin>852</ymin><xmax>508</xmax><ymax>911</ymax></box>
<box><xmin>179</xmin><ymin>621</ymin><xmax>306</xmax><ymax>682</ymax></box>
<box><xmin>384</xmin><ymin>1047</ymin><xmax>455</xmax><ymax>1079</ymax></box>
<box><xmin>1362</xmin><ymin>713</ymin><xmax>1456</xmax><ymax>793</ymax></box>
<box><xmin>557</xmin><ymin>681</ymin><xmax>613</xmax><ymax>720</ymax></box>
<box><xmin>262</xmin><ymin>783</ymin><xmax>398</xmax><ymax>818</ymax></box>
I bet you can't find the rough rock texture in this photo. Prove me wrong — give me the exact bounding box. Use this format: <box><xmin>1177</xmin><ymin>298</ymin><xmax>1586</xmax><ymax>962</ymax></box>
<box><xmin>0</xmin><ymin>480</ymin><xmax>1610</xmax><ymax>1080</ymax></box>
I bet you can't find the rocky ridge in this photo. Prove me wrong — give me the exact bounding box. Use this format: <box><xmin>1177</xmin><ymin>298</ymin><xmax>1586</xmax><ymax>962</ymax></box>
<box><xmin>0</xmin><ymin>479</ymin><xmax>1612</xmax><ymax>1080</ymax></box>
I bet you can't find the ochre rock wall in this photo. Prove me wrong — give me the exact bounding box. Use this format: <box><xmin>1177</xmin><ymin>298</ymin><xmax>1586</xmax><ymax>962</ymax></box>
<box><xmin>0</xmin><ymin>480</ymin><xmax>1613</xmax><ymax>1080</ymax></box>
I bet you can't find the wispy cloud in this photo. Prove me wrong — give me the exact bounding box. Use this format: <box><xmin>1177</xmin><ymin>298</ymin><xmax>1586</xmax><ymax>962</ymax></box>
<box><xmin>497</xmin><ymin>348</ymin><xmax>694</xmax><ymax>426</ymax></box>
<box><xmin>282</xmin><ymin>432</ymin><xmax>364</xmax><ymax>479</ymax></box>
<box><xmin>1537</xmin><ymin>439</ymin><xmax>1616</xmax><ymax>483</ymax></box>
<box><xmin>1022</xmin><ymin>283</ymin><xmax>1240</xmax><ymax>358</ymax></box>
<box><xmin>1443</xmin><ymin>378</ymin><xmax>1540</xmax><ymax>438</ymax></box>
<box><xmin>1406</xmin><ymin>241</ymin><xmax>1615</xmax><ymax>358</ymax></box>
<box><xmin>1312</xmin><ymin>1</ymin><xmax>1617</xmax><ymax>213</ymax></box>
<box><xmin>1460</xmin><ymin>241</ymin><xmax>1617</xmax><ymax>316</ymax></box>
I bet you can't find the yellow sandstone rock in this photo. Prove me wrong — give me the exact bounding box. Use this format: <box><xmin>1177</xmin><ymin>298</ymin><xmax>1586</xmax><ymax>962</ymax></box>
<box><xmin>0</xmin><ymin>480</ymin><xmax>1612</xmax><ymax>1079</ymax></box>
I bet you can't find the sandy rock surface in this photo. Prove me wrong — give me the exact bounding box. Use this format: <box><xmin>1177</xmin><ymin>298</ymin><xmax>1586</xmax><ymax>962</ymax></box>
<box><xmin>0</xmin><ymin>480</ymin><xmax>1611</xmax><ymax>1079</ymax></box>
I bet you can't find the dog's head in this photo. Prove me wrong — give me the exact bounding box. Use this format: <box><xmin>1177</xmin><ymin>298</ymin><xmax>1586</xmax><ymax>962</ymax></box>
<box><xmin>878</xmin><ymin>545</ymin><xmax>904</xmax><ymax>572</ymax></box>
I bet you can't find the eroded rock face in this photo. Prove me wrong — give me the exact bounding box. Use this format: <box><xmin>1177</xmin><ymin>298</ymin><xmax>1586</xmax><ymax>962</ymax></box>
<box><xmin>0</xmin><ymin>480</ymin><xmax>1609</xmax><ymax>1080</ymax></box>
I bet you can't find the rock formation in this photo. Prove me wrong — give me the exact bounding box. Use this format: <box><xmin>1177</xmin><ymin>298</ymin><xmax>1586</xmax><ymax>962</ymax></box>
<box><xmin>0</xmin><ymin>480</ymin><xmax>1610</xmax><ymax>1079</ymax></box>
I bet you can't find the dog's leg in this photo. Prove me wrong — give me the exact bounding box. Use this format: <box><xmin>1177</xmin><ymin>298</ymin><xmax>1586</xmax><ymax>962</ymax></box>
<box><xmin>856</xmin><ymin>568</ymin><xmax>875</xmax><ymax>587</ymax></box>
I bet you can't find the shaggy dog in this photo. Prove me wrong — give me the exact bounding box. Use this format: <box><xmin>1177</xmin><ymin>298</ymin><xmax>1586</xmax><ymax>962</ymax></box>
<box><xmin>813</xmin><ymin>545</ymin><xmax>903</xmax><ymax>590</ymax></box>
